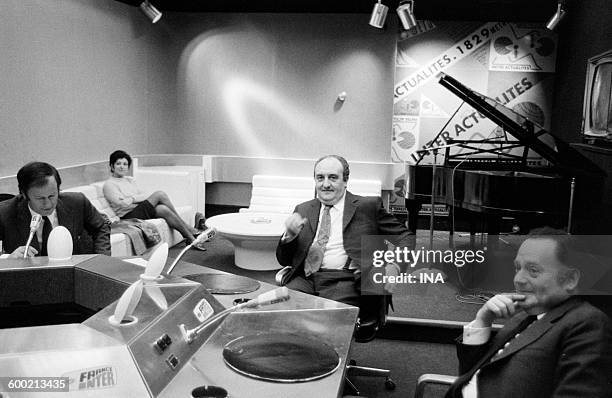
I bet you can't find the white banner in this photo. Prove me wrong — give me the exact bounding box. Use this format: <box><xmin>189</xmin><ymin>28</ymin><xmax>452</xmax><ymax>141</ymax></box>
<box><xmin>394</xmin><ymin>21</ymin><xmax>508</xmax><ymax>103</ymax></box>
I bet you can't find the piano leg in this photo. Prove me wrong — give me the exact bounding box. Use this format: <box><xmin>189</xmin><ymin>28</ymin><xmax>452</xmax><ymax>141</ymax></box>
<box><xmin>486</xmin><ymin>216</ymin><xmax>501</xmax><ymax>251</ymax></box>
<box><xmin>448</xmin><ymin>206</ymin><xmax>455</xmax><ymax>248</ymax></box>
<box><xmin>405</xmin><ymin>199</ymin><xmax>421</xmax><ymax>234</ymax></box>
<box><xmin>468</xmin><ymin>212</ymin><xmax>478</xmax><ymax>247</ymax></box>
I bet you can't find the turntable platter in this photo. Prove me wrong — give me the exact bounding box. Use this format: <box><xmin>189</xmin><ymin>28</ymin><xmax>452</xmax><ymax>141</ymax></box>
<box><xmin>222</xmin><ymin>333</ymin><xmax>340</xmax><ymax>382</ymax></box>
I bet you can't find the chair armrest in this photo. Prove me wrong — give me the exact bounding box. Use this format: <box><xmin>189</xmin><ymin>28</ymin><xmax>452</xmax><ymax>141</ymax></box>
<box><xmin>414</xmin><ymin>374</ymin><xmax>457</xmax><ymax>398</ymax></box>
<box><xmin>275</xmin><ymin>266</ymin><xmax>293</xmax><ymax>286</ymax></box>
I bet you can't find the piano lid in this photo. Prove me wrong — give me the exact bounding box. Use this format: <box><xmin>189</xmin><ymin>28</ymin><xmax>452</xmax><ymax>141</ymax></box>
<box><xmin>437</xmin><ymin>73</ymin><xmax>604</xmax><ymax>175</ymax></box>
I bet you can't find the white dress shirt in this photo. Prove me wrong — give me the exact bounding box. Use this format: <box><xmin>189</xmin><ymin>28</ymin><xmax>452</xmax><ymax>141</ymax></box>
<box><xmin>315</xmin><ymin>193</ymin><xmax>349</xmax><ymax>270</ymax></box>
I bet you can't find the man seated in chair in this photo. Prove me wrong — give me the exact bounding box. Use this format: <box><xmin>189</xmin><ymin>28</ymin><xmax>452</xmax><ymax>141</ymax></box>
<box><xmin>276</xmin><ymin>154</ymin><xmax>413</xmax><ymax>322</ymax></box>
<box><xmin>445</xmin><ymin>227</ymin><xmax>612</xmax><ymax>398</ymax></box>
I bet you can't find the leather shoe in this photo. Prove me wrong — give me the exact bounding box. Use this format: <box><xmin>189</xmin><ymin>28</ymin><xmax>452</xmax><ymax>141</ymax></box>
<box><xmin>194</xmin><ymin>212</ymin><xmax>206</xmax><ymax>230</ymax></box>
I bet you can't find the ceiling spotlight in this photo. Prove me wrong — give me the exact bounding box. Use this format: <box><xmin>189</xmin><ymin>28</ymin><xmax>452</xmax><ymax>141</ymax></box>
<box><xmin>397</xmin><ymin>0</ymin><xmax>417</xmax><ymax>31</ymax></box>
<box><xmin>546</xmin><ymin>1</ymin><xmax>566</xmax><ymax>30</ymax></box>
<box><xmin>369</xmin><ymin>0</ymin><xmax>389</xmax><ymax>29</ymax></box>
<box><xmin>140</xmin><ymin>0</ymin><xmax>162</xmax><ymax>23</ymax></box>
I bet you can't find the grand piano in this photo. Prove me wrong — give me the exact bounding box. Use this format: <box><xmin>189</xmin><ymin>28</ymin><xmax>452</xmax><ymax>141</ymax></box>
<box><xmin>405</xmin><ymin>73</ymin><xmax>607</xmax><ymax>236</ymax></box>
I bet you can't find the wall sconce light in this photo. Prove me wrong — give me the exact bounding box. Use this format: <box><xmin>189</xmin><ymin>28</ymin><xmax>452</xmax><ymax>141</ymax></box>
<box><xmin>369</xmin><ymin>0</ymin><xmax>389</xmax><ymax>29</ymax></box>
<box><xmin>337</xmin><ymin>91</ymin><xmax>347</xmax><ymax>102</ymax></box>
<box><xmin>397</xmin><ymin>0</ymin><xmax>417</xmax><ymax>31</ymax></box>
<box><xmin>546</xmin><ymin>1</ymin><xmax>566</xmax><ymax>30</ymax></box>
<box><xmin>140</xmin><ymin>0</ymin><xmax>162</xmax><ymax>23</ymax></box>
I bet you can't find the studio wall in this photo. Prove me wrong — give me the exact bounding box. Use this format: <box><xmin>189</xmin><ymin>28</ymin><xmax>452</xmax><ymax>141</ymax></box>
<box><xmin>3</xmin><ymin>0</ymin><xmax>609</xmax><ymax>184</ymax></box>
<box><xmin>551</xmin><ymin>0</ymin><xmax>612</xmax><ymax>143</ymax></box>
<box><xmin>0</xmin><ymin>0</ymin><xmax>176</xmax><ymax>178</ymax></box>
<box><xmin>166</xmin><ymin>13</ymin><xmax>398</xmax><ymax>163</ymax></box>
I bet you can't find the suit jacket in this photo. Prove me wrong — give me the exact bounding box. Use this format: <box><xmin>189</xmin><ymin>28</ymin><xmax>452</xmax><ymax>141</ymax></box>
<box><xmin>0</xmin><ymin>193</ymin><xmax>111</xmax><ymax>256</ymax></box>
<box><xmin>446</xmin><ymin>297</ymin><xmax>612</xmax><ymax>398</ymax></box>
<box><xmin>275</xmin><ymin>191</ymin><xmax>411</xmax><ymax>290</ymax></box>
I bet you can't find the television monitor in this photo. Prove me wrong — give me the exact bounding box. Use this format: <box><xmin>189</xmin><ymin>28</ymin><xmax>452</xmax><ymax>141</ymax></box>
<box><xmin>582</xmin><ymin>49</ymin><xmax>612</xmax><ymax>144</ymax></box>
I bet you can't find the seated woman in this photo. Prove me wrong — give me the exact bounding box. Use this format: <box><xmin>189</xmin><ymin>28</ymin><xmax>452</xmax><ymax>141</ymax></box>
<box><xmin>103</xmin><ymin>150</ymin><xmax>206</xmax><ymax>250</ymax></box>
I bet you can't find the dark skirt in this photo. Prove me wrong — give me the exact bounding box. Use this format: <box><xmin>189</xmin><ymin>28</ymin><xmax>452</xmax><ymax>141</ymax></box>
<box><xmin>121</xmin><ymin>200</ymin><xmax>156</xmax><ymax>220</ymax></box>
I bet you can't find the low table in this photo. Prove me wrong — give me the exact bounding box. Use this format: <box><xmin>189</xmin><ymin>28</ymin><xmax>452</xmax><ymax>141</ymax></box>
<box><xmin>205</xmin><ymin>212</ymin><xmax>288</xmax><ymax>271</ymax></box>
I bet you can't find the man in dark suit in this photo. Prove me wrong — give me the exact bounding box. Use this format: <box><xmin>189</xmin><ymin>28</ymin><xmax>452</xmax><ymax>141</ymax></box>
<box><xmin>276</xmin><ymin>155</ymin><xmax>412</xmax><ymax>316</ymax></box>
<box><xmin>0</xmin><ymin>162</ymin><xmax>110</xmax><ymax>257</ymax></box>
<box><xmin>446</xmin><ymin>228</ymin><xmax>612</xmax><ymax>398</ymax></box>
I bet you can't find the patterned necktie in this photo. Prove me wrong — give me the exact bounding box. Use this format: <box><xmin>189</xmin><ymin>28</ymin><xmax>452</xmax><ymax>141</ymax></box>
<box><xmin>304</xmin><ymin>205</ymin><xmax>332</xmax><ymax>277</ymax></box>
<box><xmin>40</xmin><ymin>217</ymin><xmax>52</xmax><ymax>256</ymax></box>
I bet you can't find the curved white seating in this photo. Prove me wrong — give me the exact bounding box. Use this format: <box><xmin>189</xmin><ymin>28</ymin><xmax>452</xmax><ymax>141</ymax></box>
<box><xmin>240</xmin><ymin>175</ymin><xmax>315</xmax><ymax>214</ymax></box>
<box><xmin>240</xmin><ymin>175</ymin><xmax>382</xmax><ymax>215</ymax></box>
<box><xmin>223</xmin><ymin>174</ymin><xmax>382</xmax><ymax>271</ymax></box>
<box><xmin>63</xmin><ymin>182</ymin><xmax>193</xmax><ymax>257</ymax></box>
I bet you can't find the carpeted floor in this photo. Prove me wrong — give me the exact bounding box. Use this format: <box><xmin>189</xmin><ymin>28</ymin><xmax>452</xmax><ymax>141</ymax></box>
<box><xmin>346</xmin><ymin>338</ymin><xmax>456</xmax><ymax>398</ymax></box>
<box><xmin>168</xmin><ymin>230</ymin><xmax>518</xmax><ymax>322</ymax></box>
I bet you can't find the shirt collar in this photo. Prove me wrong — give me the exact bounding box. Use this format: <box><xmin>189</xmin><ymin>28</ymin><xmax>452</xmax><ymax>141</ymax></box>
<box><xmin>28</xmin><ymin>205</ymin><xmax>57</xmax><ymax>223</ymax></box>
<box><xmin>321</xmin><ymin>191</ymin><xmax>346</xmax><ymax>213</ymax></box>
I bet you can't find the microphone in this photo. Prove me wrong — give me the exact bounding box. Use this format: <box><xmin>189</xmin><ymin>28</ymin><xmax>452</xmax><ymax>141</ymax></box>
<box><xmin>165</xmin><ymin>227</ymin><xmax>217</xmax><ymax>276</ymax></box>
<box><xmin>193</xmin><ymin>227</ymin><xmax>216</xmax><ymax>245</ymax></box>
<box><xmin>179</xmin><ymin>287</ymin><xmax>291</xmax><ymax>343</ymax></box>
<box><xmin>30</xmin><ymin>214</ymin><xmax>43</xmax><ymax>231</ymax></box>
<box><xmin>23</xmin><ymin>214</ymin><xmax>42</xmax><ymax>258</ymax></box>
<box><xmin>242</xmin><ymin>286</ymin><xmax>290</xmax><ymax>308</ymax></box>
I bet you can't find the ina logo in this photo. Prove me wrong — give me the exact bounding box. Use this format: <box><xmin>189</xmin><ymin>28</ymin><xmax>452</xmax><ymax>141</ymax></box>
<box><xmin>62</xmin><ymin>365</ymin><xmax>116</xmax><ymax>391</ymax></box>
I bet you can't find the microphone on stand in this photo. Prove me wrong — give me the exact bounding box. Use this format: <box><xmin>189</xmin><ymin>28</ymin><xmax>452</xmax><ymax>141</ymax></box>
<box><xmin>179</xmin><ymin>287</ymin><xmax>290</xmax><ymax>343</ymax></box>
<box><xmin>193</xmin><ymin>227</ymin><xmax>217</xmax><ymax>245</ymax></box>
<box><xmin>240</xmin><ymin>286</ymin><xmax>291</xmax><ymax>309</ymax></box>
<box><xmin>165</xmin><ymin>227</ymin><xmax>217</xmax><ymax>276</ymax></box>
<box><xmin>23</xmin><ymin>214</ymin><xmax>42</xmax><ymax>258</ymax></box>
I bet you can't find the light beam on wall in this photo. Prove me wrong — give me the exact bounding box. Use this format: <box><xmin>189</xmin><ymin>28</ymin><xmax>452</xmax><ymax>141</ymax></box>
<box><xmin>222</xmin><ymin>77</ymin><xmax>326</xmax><ymax>156</ymax></box>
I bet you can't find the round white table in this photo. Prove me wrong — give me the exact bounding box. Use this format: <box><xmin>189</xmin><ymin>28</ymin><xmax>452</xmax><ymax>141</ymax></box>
<box><xmin>205</xmin><ymin>213</ymin><xmax>288</xmax><ymax>271</ymax></box>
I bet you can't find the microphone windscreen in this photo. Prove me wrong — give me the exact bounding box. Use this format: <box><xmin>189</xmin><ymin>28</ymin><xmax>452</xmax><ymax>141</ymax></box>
<box><xmin>194</xmin><ymin>227</ymin><xmax>216</xmax><ymax>244</ymax></box>
<box><xmin>245</xmin><ymin>287</ymin><xmax>290</xmax><ymax>308</ymax></box>
<box><xmin>30</xmin><ymin>214</ymin><xmax>42</xmax><ymax>231</ymax></box>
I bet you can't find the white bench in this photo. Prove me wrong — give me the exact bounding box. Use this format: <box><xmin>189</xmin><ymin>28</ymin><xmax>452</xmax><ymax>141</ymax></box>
<box><xmin>241</xmin><ymin>174</ymin><xmax>383</xmax><ymax>214</ymax></box>
<box><xmin>240</xmin><ymin>175</ymin><xmax>315</xmax><ymax>214</ymax></box>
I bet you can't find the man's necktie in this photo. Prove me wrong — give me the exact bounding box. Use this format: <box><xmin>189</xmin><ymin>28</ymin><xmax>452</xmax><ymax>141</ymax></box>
<box><xmin>489</xmin><ymin>314</ymin><xmax>538</xmax><ymax>360</ymax></box>
<box><xmin>512</xmin><ymin>314</ymin><xmax>538</xmax><ymax>335</ymax></box>
<box><xmin>304</xmin><ymin>205</ymin><xmax>332</xmax><ymax>277</ymax></box>
<box><xmin>40</xmin><ymin>217</ymin><xmax>52</xmax><ymax>256</ymax></box>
